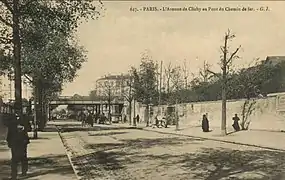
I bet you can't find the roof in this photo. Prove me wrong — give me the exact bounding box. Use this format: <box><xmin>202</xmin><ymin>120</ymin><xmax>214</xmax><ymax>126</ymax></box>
<box><xmin>96</xmin><ymin>74</ymin><xmax>130</xmax><ymax>81</ymax></box>
<box><xmin>264</xmin><ymin>56</ymin><xmax>285</xmax><ymax>66</ymax></box>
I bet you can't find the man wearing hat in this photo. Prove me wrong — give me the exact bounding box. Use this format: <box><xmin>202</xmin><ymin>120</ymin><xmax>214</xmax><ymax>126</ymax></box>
<box><xmin>6</xmin><ymin>112</ymin><xmax>30</xmax><ymax>179</ymax></box>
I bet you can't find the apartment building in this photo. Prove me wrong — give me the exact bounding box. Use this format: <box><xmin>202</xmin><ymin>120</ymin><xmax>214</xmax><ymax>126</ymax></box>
<box><xmin>95</xmin><ymin>74</ymin><xmax>131</xmax><ymax>99</ymax></box>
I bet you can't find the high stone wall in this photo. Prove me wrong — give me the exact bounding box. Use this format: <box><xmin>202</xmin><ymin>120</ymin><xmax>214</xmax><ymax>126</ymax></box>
<box><xmin>135</xmin><ymin>96</ymin><xmax>285</xmax><ymax>131</ymax></box>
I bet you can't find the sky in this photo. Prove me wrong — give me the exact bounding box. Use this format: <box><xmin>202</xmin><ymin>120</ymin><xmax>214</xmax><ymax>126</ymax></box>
<box><xmin>61</xmin><ymin>1</ymin><xmax>285</xmax><ymax>96</ymax></box>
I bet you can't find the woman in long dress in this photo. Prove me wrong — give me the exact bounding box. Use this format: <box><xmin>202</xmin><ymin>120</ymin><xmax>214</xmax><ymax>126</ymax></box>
<box><xmin>202</xmin><ymin>114</ymin><xmax>209</xmax><ymax>132</ymax></box>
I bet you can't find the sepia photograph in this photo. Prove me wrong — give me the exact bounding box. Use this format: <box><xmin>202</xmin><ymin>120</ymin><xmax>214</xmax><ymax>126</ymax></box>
<box><xmin>0</xmin><ymin>1</ymin><xmax>285</xmax><ymax>179</ymax></box>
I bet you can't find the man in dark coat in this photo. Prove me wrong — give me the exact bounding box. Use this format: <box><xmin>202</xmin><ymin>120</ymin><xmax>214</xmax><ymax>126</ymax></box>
<box><xmin>6</xmin><ymin>113</ymin><xmax>30</xmax><ymax>179</ymax></box>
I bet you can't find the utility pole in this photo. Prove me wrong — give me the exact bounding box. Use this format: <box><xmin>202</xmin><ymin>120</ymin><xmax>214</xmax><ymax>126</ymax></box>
<box><xmin>159</xmin><ymin>60</ymin><xmax>162</xmax><ymax>115</ymax></box>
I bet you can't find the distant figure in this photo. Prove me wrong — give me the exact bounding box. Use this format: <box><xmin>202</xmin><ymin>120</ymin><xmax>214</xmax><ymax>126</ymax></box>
<box><xmin>94</xmin><ymin>113</ymin><xmax>100</xmax><ymax>124</ymax></box>
<box><xmin>123</xmin><ymin>114</ymin><xmax>127</xmax><ymax>123</ymax></box>
<box><xmin>136</xmin><ymin>114</ymin><xmax>140</xmax><ymax>124</ymax></box>
<box><xmin>6</xmin><ymin>114</ymin><xmax>30</xmax><ymax>179</ymax></box>
<box><xmin>232</xmin><ymin>114</ymin><xmax>241</xmax><ymax>131</ymax></box>
<box><xmin>155</xmin><ymin>115</ymin><xmax>162</xmax><ymax>128</ymax></box>
<box><xmin>87</xmin><ymin>112</ymin><xmax>93</xmax><ymax>127</ymax></box>
<box><xmin>202</xmin><ymin>114</ymin><xmax>209</xmax><ymax>132</ymax></box>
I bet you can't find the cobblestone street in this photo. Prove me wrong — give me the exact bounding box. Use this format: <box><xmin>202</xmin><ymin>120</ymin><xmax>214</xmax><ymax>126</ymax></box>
<box><xmin>57</xmin><ymin>121</ymin><xmax>285</xmax><ymax>180</ymax></box>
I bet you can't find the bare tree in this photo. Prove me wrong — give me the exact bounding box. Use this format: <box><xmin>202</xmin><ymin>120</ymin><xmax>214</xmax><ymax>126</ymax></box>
<box><xmin>182</xmin><ymin>59</ymin><xmax>190</xmax><ymax>89</ymax></box>
<box><xmin>208</xmin><ymin>29</ymin><xmax>241</xmax><ymax>135</ymax></box>
<box><xmin>97</xmin><ymin>80</ymin><xmax>116</xmax><ymax>123</ymax></box>
<box><xmin>121</xmin><ymin>73</ymin><xmax>134</xmax><ymax>125</ymax></box>
<box><xmin>171</xmin><ymin>65</ymin><xmax>183</xmax><ymax>92</ymax></box>
<box><xmin>199</xmin><ymin>60</ymin><xmax>213</xmax><ymax>83</ymax></box>
<box><xmin>164</xmin><ymin>62</ymin><xmax>174</xmax><ymax>94</ymax></box>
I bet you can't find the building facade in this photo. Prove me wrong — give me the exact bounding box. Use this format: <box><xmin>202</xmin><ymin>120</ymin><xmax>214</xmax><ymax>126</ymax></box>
<box><xmin>0</xmin><ymin>75</ymin><xmax>32</xmax><ymax>102</ymax></box>
<box><xmin>95</xmin><ymin>74</ymin><xmax>131</xmax><ymax>100</ymax></box>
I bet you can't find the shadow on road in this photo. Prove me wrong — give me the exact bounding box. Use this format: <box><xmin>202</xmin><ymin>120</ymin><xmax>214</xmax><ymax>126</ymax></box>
<box><xmin>179</xmin><ymin>147</ymin><xmax>285</xmax><ymax>180</ymax></box>
<box><xmin>59</xmin><ymin>125</ymin><xmax>140</xmax><ymax>133</ymax></box>
<box><xmin>89</xmin><ymin>131</ymin><xmax>128</xmax><ymax>137</ymax></box>
<box><xmin>0</xmin><ymin>154</ymin><xmax>75</xmax><ymax>179</ymax></box>
<box><xmin>74</xmin><ymin>134</ymin><xmax>285</xmax><ymax>180</ymax></box>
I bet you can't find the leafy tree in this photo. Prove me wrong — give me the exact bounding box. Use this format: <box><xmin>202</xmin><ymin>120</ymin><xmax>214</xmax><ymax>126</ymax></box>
<box><xmin>132</xmin><ymin>51</ymin><xmax>158</xmax><ymax>126</ymax></box>
<box><xmin>0</xmin><ymin>0</ymin><xmax>103</xmax><ymax>116</ymax></box>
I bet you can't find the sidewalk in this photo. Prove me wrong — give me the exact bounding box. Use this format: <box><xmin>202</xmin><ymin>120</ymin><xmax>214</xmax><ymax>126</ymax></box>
<box><xmin>114</xmin><ymin>123</ymin><xmax>285</xmax><ymax>151</ymax></box>
<box><xmin>0</xmin><ymin>125</ymin><xmax>77</xmax><ymax>180</ymax></box>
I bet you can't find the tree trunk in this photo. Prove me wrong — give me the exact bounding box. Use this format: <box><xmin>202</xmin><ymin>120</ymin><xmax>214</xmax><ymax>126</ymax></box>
<box><xmin>221</xmin><ymin>33</ymin><xmax>228</xmax><ymax>136</ymax></box>
<box><xmin>33</xmin><ymin>85</ymin><xmax>38</xmax><ymax>139</ymax></box>
<box><xmin>128</xmin><ymin>100</ymin><xmax>132</xmax><ymax>125</ymax></box>
<box><xmin>12</xmin><ymin>0</ymin><xmax>22</xmax><ymax>116</ymax></box>
<box><xmin>221</xmin><ymin>87</ymin><xmax>227</xmax><ymax>135</ymax></box>
<box><xmin>108</xmin><ymin>99</ymin><xmax>111</xmax><ymax>124</ymax></box>
<box><xmin>133</xmin><ymin>99</ymin><xmax>136</xmax><ymax>126</ymax></box>
<box><xmin>146</xmin><ymin>104</ymin><xmax>150</xmax><ymax>127</ymax></box>
<box><xmin>38</xmin><ymin>83</ymin><xmax>44</xmax><ymax>131</ymax></box>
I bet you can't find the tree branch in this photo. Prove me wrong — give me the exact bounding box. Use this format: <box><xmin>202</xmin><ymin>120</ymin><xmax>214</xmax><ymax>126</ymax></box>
<box><xmin>220</xmin><ymin>46</ymin><xmax>225</xmax><ymax>53</ymax></box>
<box><xmin>226</xmin><ymin>45</ymin><xmax>241</xmax><ymax>64</ymax></box>
<box><xmin>206</xmin><ymin>69</ymin><xmax>220</xmax><ymax>78</ymax></box>
<box><xmin>23</xmin><ymin>74</ymin><xmax>33</xmax><ymax>83</ymax></box>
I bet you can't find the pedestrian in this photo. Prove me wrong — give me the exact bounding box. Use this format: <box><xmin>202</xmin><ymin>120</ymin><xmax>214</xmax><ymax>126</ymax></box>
<box><xmin>202</xmin><ymin>114</ymin><xmax>209</xmax><ymax>132</ymax></box>
<box><xmin>232</xmin><ymin>114</ymin><xmax>241</xmax><ymax>131</ymax></box>
<box><xmin>136</xmin><ymin>114</ymin><xmax>140</xmax><ymax>124</ymax></box>
<box><xmin>123</xmin><ymin>114</ymin><xmax>127</xmax><ymax>123</ymax></box>
<box><xmin>87</xmin><ymin>112</ymin><xmax>93</xmax><ymax>127</ymax></box>
<box><xmin>6</xmin><ymin>113</ymin><xmax>30</xmax><ymax>180</ymax></box>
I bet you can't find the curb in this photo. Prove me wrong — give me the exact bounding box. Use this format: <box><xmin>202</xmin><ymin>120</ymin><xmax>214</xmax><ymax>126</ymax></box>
<box><xmin>54</xmin><ymin>125</ymin><xmax>81</xmax><ymax>180</ymax></box>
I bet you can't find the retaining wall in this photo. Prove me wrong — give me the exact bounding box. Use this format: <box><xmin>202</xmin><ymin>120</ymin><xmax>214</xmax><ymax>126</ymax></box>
<box><xmin>135</xmin><ymin>96</ymin><xmax>285</xmax><ymax>131</ymax></box>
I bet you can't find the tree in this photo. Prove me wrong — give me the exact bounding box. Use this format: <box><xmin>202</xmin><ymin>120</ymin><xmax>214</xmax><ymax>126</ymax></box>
<box><xmin>207</xmin><ymin>29</ymin><xmax>241</xmax><ymax>135</ymax></box>
<box><xmin>164</xmin><ymin>62</ymin><xmax>175</xmax><ymax>94</ymax></box>
<box><xmin>21</xmin><ymin>31</ymin><xmax>87</xmax><ymax>130</ymax></box>
<box><xmin>97</xmin><ymin>80</ymin><xmax>116</xmax><ymax>123</ymax></box>
<box><xmin>89</xmin><ymin>90</ymin><xmax>102</xmax><ymax>101</ymax></box>
<box><xmin>0</xmin><ymin>0</ymin><xmax>103</xmax><ymax>118</ymax></box>
<box><xmin>182</xmin><ymin>59</ymin><xmax>190</xmax><ymax>89</ymax></box>
<box><xmin>132</xmin><ymin>51</ymin><xmax>158</xmax><ymax>126</ymax></box>
<box><xmin>122</xmin><ymin>70</ymin><xmax>135</xmax><ymax>125</ymax></box>
<box><xmin>199</xmin><ymin>60</ymin><xmax>213</xmax><ymax>83</ymax></box>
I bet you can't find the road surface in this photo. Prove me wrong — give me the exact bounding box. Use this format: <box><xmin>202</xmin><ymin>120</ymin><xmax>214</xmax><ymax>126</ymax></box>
<box><xmin>55</xmin><ymin>121</ymin><xmax>285</xmax><ymax>180</ymax></box>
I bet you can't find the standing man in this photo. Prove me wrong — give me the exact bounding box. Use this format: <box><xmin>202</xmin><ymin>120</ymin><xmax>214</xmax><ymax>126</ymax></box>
<box><xmin>6</xmin><ymin>113</ymin><xmax>30</xmax><ymax>179</ymax></box>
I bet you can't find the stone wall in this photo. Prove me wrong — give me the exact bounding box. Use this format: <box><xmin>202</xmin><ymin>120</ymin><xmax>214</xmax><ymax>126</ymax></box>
<box><xmin>134</xmin><ymin>96</ymin><xmax>285</xmax><ymax>131</ymax></box>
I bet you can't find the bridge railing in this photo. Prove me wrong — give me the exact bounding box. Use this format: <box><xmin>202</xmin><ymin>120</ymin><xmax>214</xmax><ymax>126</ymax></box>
<box><xmin>49</xmin><ymin>100</ymin><xmax>125</xmax><ymax>105</ymax></box>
